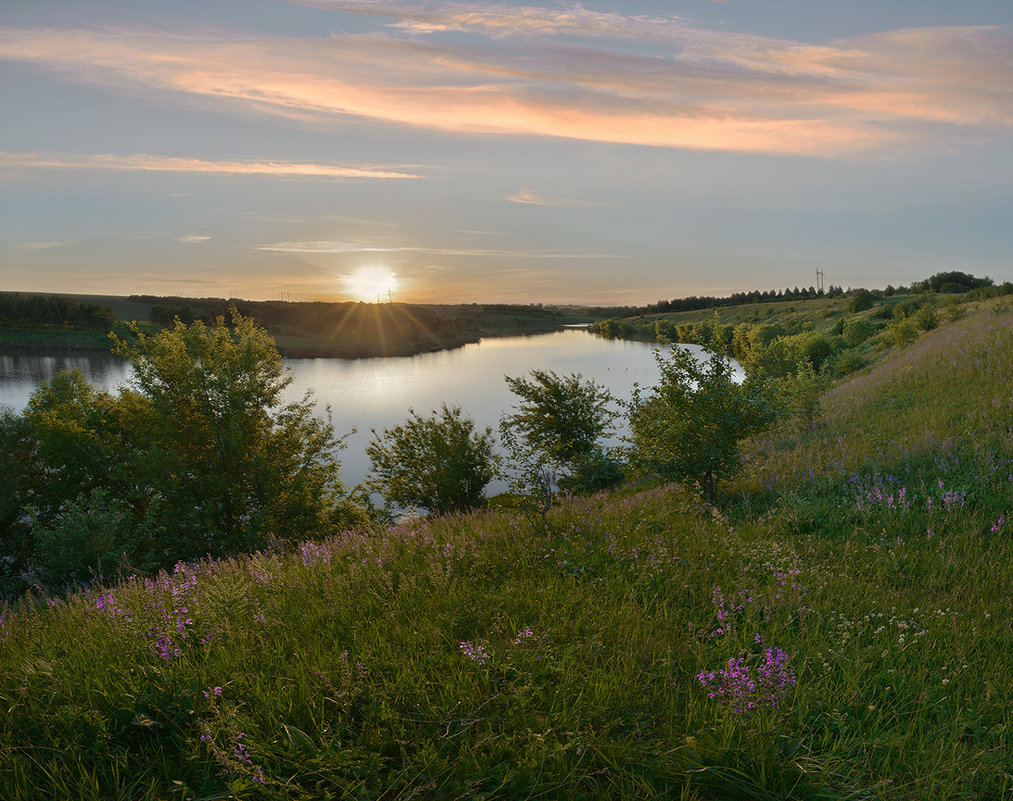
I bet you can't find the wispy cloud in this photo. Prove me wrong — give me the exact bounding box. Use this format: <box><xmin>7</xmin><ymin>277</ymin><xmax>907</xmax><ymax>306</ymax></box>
<box><xmin>255</xmin><ymin>238</ymin><xmax>619</xmax><ymax>258</ymax></box>
<box><xmin>505</xmin><ymin>188</ymin><xmax>618</xmax><ymax>207</ymax></box>
<box><xmin>0</xmin><ymin>17</ymin><xmax>1009</xmax><ymax>156</ymax></box>
<box><xmin>16</xmin><ymin>240</ymin><xmax>74</xmax><ymax>250</ymax></box>
<box><xmin>0</xmin><ymin>151</ymin><xmax>422</xmax><ymax>179</ymax></box>
<box><xmin>175</xmin><ymin>233</ymin><xmax>211</xmax><ymax>244</ymax></box>
<box><xmin>287</xmin><ymin>1</ymin><xmax>686</xmax><ymax>39</ymax></box>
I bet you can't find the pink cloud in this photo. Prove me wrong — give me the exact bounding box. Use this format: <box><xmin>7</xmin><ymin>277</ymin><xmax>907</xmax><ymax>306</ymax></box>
<box><xmin>0</xmin><ymin>19</ymin><xmax>1009</xmax><ymax>157</ymax></box>
<box><xmin>0</xmin><ymin>150</ymin><xmax>421</xmax><ymax>179</ymax></box>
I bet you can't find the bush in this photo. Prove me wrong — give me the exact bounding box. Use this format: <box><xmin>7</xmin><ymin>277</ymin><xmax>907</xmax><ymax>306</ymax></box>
<box><xmin>915</xmin><ymin>303</ymin><xmax>939</xmax><ymax>331</ymax></box>
<box><xmin>891</xmin><ymin>319</ymin><xmax>919</xmax><ymax>345</ymax></box>
<box><xmin>943</xmin><ymin>298</ymin><xmax>966</xmax><ymax>321</ymax></box>
<box><xmin>367</xmin><ymin>404</ymin><xmax>497</xmax><ymax>516</ymax></box>
<box><xmin>892</xmin><ymin>299</ymin><xmax>920</xmax><ymax>319</ymax></box>
<box><xmin>500</xmin><ymin>370</ymin><xmax>616</xmax><ymax>511</ymax></box>
<box><xmin>842</xmin><ymin>319</ymin><xmax>872</xmax><ymax>346</ymax></box>
<box><xmin>828</xmin><ymin>349</ymin><xmax>866</xmax><ymax>376</ymax></box>
<box><xmin>628</xmin><ymin>344</ymin><xmax>776</xmax><ymax>499</ymax></box>
<box><xmin>846</xmin><ymin>289</ymin><xmax>875</xmax><ymax>312</ymax></box>
<box><xmin>111</xmin><ymin>312</ymin><xmax>365</xmax><ymax>556</ymax></box>
<box><xmin>32</xmin><ymin>489</ymin><xmax>136</xmax><ymax>586</ymax></box>
<box><xmin>557</xmin><ymin>448</ymin><xmax>625</xmax><ymax>495</ymax></box>
<box><xmin>799</xmin><ymin>333</ymin><xmax>837</xmax><ymax>372</ymax></box>
<box><xmin>777</xmin><ymin>360</ymin><xmax>827</xmax><ymax>431</ymax></box>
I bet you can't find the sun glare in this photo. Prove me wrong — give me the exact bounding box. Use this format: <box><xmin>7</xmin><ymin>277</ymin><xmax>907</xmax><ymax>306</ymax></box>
<box><xmin>340</xmin><ymin>266</ymin><xmax>399</xmax><ymax>302</ymax></box>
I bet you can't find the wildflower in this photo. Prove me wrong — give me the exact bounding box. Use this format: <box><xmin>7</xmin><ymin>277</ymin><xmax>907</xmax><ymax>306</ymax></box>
<box><xmin>698</xmin><ymin>648</ymin><xmax>796</xmax><ymax>715</ymax></box>
<box><xmin>460</xmin><ymin>641</ymin><xmax>489</xmax><ymax>665</ymax></box>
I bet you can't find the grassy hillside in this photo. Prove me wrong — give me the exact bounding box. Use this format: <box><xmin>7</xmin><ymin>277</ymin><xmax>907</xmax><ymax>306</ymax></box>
<box><xmin>2</xmin><ymin>301</ymin><xmax>1013</xmax><ymax>799</ymax></box>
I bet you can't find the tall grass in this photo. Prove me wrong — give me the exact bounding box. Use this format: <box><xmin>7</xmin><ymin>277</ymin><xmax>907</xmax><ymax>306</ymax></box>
<box><xmin>3</xmin><ymin>301</ymin><xmax>1013</xmax><ymax>799</ymax></box>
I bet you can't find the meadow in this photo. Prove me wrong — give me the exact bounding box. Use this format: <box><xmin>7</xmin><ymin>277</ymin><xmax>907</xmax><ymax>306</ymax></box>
<box><xmin>2</xmin><ymin>299</ymin><xmax>1012</xmax><ymax>799</ymax></box>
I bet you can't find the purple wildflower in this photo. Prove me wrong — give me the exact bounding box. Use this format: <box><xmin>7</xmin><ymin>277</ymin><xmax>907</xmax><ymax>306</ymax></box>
<box><xmin>698</xmin><ymin>648</ymin><xmax>796</xmax><ymax>715</ymax></box>
<box><xmin>460</xmin><ymin>641</ymin><xmax>489</xmax><ymax>665</ymax></box>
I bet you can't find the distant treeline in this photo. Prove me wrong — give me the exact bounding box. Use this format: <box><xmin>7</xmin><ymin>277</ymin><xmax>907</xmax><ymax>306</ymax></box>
<box><xmin>621</xmin><ymin>285</ymin><xmax>845</xmax><ymax>318</ymax></box>
<box><xmin>620</xmin><ymin>271</ymin><xmax>996</xmax><ymax>319</ymax></box>
<box><xmin>0</xmin><ymin>293</ymin><xmax>117</xmax><ymax>330</ymax></box>
<box><xmin>134</xmin><ymin>296</ymin><xmax>560</xmax><ymax>334</ymax></box>
<box><xmin>130</xmin><ymin>295</ymin><xmax>578</xmax><ymax>357</ymax></box>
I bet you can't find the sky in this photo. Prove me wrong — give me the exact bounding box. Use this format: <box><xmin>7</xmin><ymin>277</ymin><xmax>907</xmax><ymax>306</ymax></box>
<box><xmin>1</xmin><ymin>0</ymin><xmax>1011</xmax><ymax>306</ymax></box>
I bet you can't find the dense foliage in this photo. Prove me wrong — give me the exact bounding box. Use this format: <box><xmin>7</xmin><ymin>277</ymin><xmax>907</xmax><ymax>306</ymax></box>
<box><xmin>366</xmin><ymin>404</ymin><xmax>498</xmax><ymax>515</ymax></box>
<box><xmin>499</xmin><ymin>370</ymin><xmax>621</xmax><ymax>510</ymax></box>
<box><xmin>0</xmin><ymin>312</ymin><xmax>365</xmax><ymax>593</ymax></box>
<box><xmin>0</xmin><ymin>292</ymin><xmax>116</xmax><ymax>330</ymax></box>
<box><xmin>628</xmin><ymin>344</ymin><xmax>775</xmax><ymax>498</ymax></box>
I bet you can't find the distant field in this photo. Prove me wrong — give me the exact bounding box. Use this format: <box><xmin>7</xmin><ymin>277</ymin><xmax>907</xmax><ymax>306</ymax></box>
<box><xmin>0</xmin><ymin>292</ymin><xmax>609</xmax><ymax>357</ymax></box>
<box><xmin>0</xmin><ymin>326</ymin><xmax>118</xmax><ymax>350</ymax></box>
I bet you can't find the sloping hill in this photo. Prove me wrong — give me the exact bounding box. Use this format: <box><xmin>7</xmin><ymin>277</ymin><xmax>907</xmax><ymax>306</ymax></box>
<box><xmin>2</xmin><ymin>300</ymin><xmax>1013</xmax><ymax>799</ymax></box>
<box><xmin>745</xmin><ymin>298</ymin><xmax>1013</xmax><ymax>489</ymax></box>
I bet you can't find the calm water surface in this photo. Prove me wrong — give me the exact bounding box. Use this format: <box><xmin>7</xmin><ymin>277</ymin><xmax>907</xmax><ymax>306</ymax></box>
<box><xmin>1</xmin><ymin>331</ymin><xmax>731</xmax><ymax>490</ymax></box>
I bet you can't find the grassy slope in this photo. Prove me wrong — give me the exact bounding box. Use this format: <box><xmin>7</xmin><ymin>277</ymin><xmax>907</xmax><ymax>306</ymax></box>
<box><xmin>2</xmin><ymin>302</ymin><xmax>1013</xmax><ymax>799</ymax></box>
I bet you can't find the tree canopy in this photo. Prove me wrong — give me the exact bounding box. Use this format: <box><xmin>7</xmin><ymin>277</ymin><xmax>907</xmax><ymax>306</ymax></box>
<box><xmin>1</xmin><ymin>311</ymin><xmax>366</xmax><ymax>592</ymax></box>
<box><xmin>627</xmin><ymin>345</ymin><xmax>775</xmax><ymax>499</ymax></box>
<box><xmin>366</xmin><ymin>404</ymin><xmax>497</xmax><ymax>516</ymax></box>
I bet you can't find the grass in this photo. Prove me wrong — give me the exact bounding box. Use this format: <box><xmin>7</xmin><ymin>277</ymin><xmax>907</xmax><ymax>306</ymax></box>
<box><xmin>3</xmin><ymin>302</ymin><xmax>1013</xmax><ymax>799</ymax></box>
<box><xmin>0</xmin><ymin>326</ymin><xmax>121</xmax><ymax>350</ymax></box>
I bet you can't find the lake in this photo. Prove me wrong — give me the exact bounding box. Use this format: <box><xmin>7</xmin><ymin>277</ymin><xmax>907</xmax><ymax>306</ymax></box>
<box><xmin>0</xmin><ymin>331</ymin><xmax>734</xmax><ymax>491</ymax></box>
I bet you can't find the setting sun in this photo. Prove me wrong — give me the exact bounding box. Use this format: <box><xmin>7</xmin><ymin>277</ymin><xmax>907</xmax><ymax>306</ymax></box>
<box><xmin>339</xmin><ymin>266</ymin><xmax>399</xmax><ymax>302</ymax></box>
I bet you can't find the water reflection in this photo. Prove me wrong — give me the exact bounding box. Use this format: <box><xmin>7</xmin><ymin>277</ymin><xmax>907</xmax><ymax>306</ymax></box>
<box><xmin>1</xmin><ymin>331</ymin><xmax>735</xmax><ymax>492</ymax></box>
<box><xmin>0</xmin><ymin>351</ymin><xmax>132</xmax><ymax>410</ymax></box>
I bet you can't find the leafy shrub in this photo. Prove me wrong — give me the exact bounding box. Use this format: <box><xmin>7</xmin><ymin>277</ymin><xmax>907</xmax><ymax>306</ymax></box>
<box><xmin>943</xmin><ymin>298</ymin><xmax>966</xmax><ymax>321</ymax></box>
<box><xmin>891</xmin><ymin>319</ymin><xmax>919</xmax><ymax>345</ymax></box>
<box><xmin>915</xmin><ymin>303</ymin><xmax>939</xmax><ymax>331</ymax></box>
<box><xmin>846</xmin><ymin>289</ymin><xmax>875</xmax><ymax>312</ymax></box>
<box><xmin>842</xmin><ymin>319</ymin><xmax>872</xmax><ymax>346</ymax></box>
<box><xmin>628</xmin><ymin>344</ymin><xmax>776</xmax><ymax>498</ymax></box>
<box><xmin>828</xmin><ymin>349</ymin><xmax>865</xmax><ymax>376</ymax></box>
<box><xmin>499</xmin><ymin>370</ymin><xmax>616</xmax><ymax>513</ymax></box>
<box><xmin>776</xmin><ymin>360</ymin><xmax>827</xmax><ymax>431</ymax></box>
<box><xmin>33</xmin><ymin>489</ymin><xmax>136</xmax><ymax>586</ymax></box>
<box><xmin>873</xmin><ymin>303</ymin><xmax>896</xmax><ymax>320</ymax></box>
<box><xmin>799</xmin><ymin>333</ymin><xmax>838</xmax><ymax>372</ymax></box>
<box><xmin>501</xmin><ymin>370</ymin><xmax>615</xmax><ymax>467</ymax></box>
<box><xmin>892</xmin><ymin>299</ymin><xmax>920</xmax><ymax>319</ymax></box>
<box><xmin>366</xmin><ymin>404</ymin><xmax>497</xmax><ymax>516</ymax></box>
<box><xmin>557</xmin><ymin>448</ymin><xmax>625</xmax><ymax>495</ymax></box>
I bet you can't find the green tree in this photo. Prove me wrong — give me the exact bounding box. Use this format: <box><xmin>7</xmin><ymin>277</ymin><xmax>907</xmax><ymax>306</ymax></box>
<box><xmin>846</xmin><ymin>288</ymin><xmax>875</xmax><ymax>312</ymax></box>
<box><xmin>112</xmin><ymin>311</ymin><xmax>364</xmax><ymax>558</ymax></box>
<box><xmin>501</xmin><ymin>370</ymin><xmax>615</xmax><ymax>467</ymax></box>
<box><xmin>628</xmin><ymin>345</ymin><xmax>775</xmax><ymax>499</ymax></box>
<box><xmin>366</xmin><ymin>404</ymin><xmax>497</xmax><ymax>516</ymax></box>
<box><xmin>499</xmin><ymin>370</ymin><xmax>619</xmax><ymax>502</ymax></box>
<box><xmin>777</xmin><ymin>359</ymin><xmax>827</xmax><ymax>432</ymax></box>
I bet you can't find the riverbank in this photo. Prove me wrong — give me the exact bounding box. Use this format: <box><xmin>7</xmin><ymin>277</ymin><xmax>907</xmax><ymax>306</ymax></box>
<box><xmin>0</xmin><ymin>326</ymin><xmax>119</xmax><ymax>352</ymax></box>
<box><xmin>1</xmin><ymin>293</ymin><xmax>612</xmax><ymax>358</ymax></box>
<box><xmin>3</xmin><ymin>301</ymin><xmax>1012</xmax><ymax>799</ymax></box>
